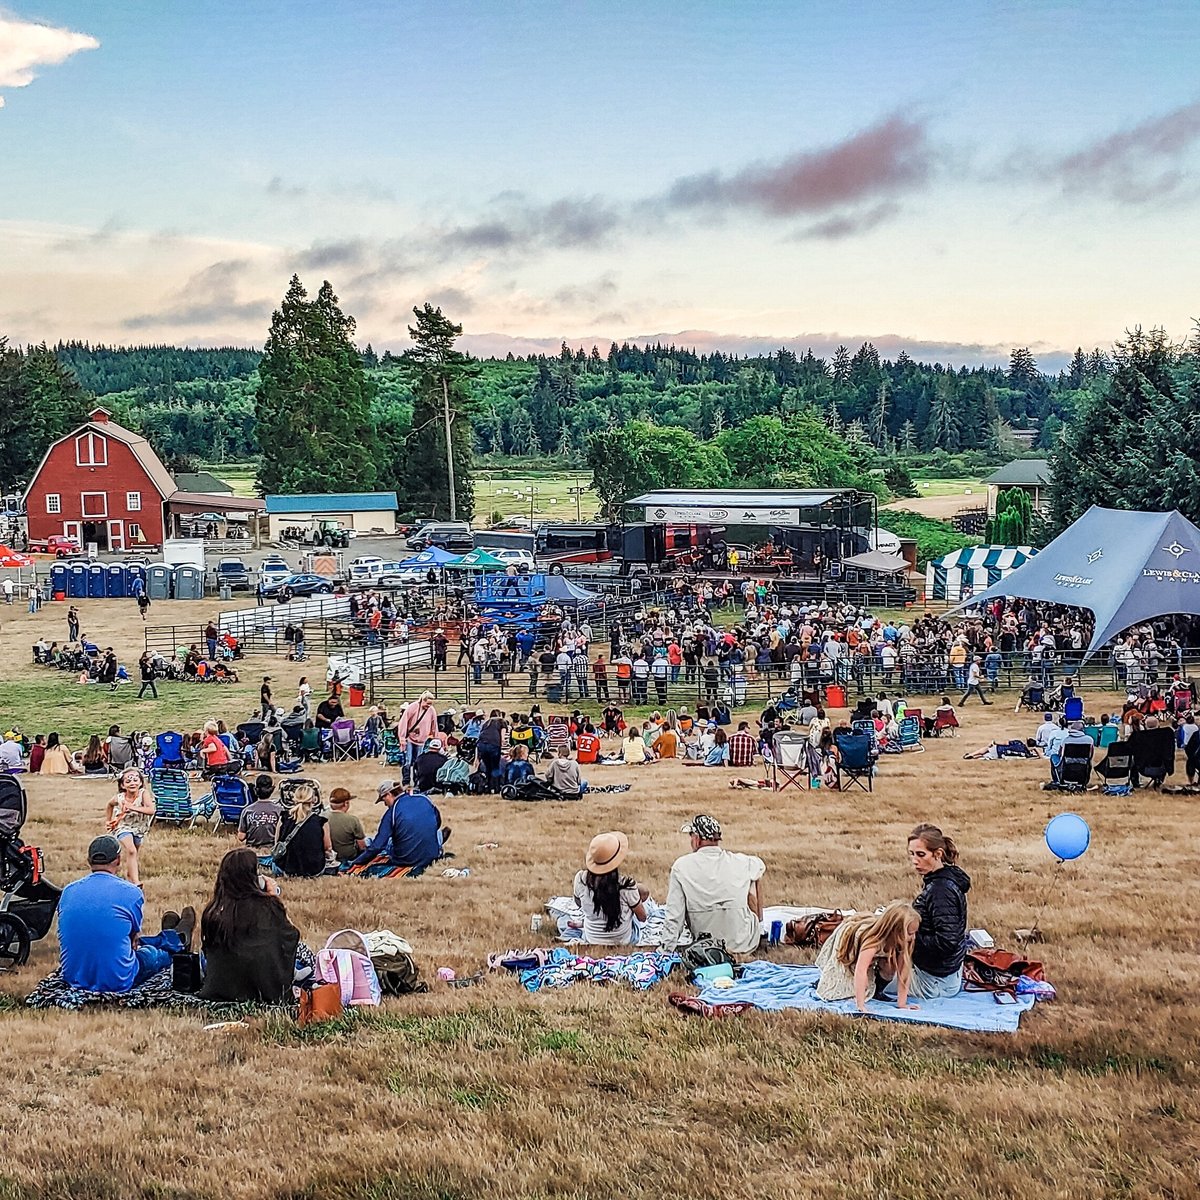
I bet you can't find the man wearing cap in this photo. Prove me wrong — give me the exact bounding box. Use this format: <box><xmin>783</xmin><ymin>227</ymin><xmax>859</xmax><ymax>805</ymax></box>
<box><xmin>659</xmin><ymin>815</ymin><xmax>765</xmax><ymax>955</ymax></box>
<box><xmin>346</xmin><ymin>781</ymin><xmax>450</xmax><ymax>874</ymax></box>
<box><xmin>57</xmin><ymin>836</ymin><xmax>194</xmax><ymax>993</ymax></box>
<box><xmin>396</xmin><ymin>691</ymin><xmax>438</xmax><ymax>786</ymax></box>
<box><xmin>413</xmin><ymin>737</ymin><xmax>449</xmax><ymax>793</ymax></box>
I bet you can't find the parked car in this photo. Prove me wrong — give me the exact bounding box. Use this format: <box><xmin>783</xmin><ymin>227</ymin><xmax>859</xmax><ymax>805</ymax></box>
<box><xmin>257</xmin><ymin>560</ymin><xmax>292</xmax><ymax>588</ymax></box>
<box><xmin>348</xmin><ymin>555</ymin><xmax>386</xmax><ymax>587</ymax></box>
<box><xmin>379</xmin><ymin>561</ymin><xmax>428</xmax><ymax>587</ymax></box>
<box><xmin>406</xmin><ymin>521</ymin><xmax>473</xmax><ymax>551</ymax></box>
<box><xmin>262</xmin><ymin>573</ymin><xmax>335</xmax><ymax>597</ymax></box>
<box><xmin>215</xmin><ymin>558</ymin><xmax>251</xmax><ymax>590</ymax></box>
<box><xmin>491</xmin><ymin>549</ymin><xmax>536</xmax><ymax>572</ymax></box>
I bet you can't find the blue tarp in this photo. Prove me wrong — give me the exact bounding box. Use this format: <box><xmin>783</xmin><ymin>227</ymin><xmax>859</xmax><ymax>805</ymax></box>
<box><xmin>956</xmin><ymin>506</ymin><xmax>1200</xmax><ymax>660</ymax></box>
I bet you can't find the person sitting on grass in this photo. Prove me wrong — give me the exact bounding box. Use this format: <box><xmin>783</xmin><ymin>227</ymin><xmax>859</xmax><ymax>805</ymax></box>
<box><xmin>346</xmin><ymin>781</ymin><xmax>451</xmax><ymax>875</ymax></box>
<box><xmin>652</xmin><ymin>720</ymin><xmax>679</xmax><ymax>760</ymax></box>
<box><xmin>503</xmin><ymin>744</ymin><xmax>536</xmax><ymax>789</ymax></box>
<box><xmin>104</xmin><ymin>768</ymin><xmax>156</xmax><ymax>888</ymax></box>
<box><xmin>413</xmin><ymin>737</ymin><xmax>449</xmax><ymax>793</ymax></box>
<box><xmin>40</xmin><ymin>731</ymin><xmax>82</xmax><ymax>776</ymax></box>
<box><xmin>273</xmin><ymin>781</ymin><xmax>332</xmax><ymax>878</ymax></box>
<box><xmin>572</xmin><ymin>831</ymin><xmax>649</xmax><ymax>946</ymax></box>
<box><xmin>545</xmin><ymin>744</ymin><xmax>582</xmax><ymax>796</ymax></box>
<box><xmin>660</xmin><ymin>814</ymin><xmax>765</xmax><ymax>955</ymax></box>
<box><xmin>81</xmin><ymin>735</ymin><xmax>107</xmax><ymax>776</ymax></box>
<box><xmin>57</xmin><ymin>835</ymin><xmax>193</xmax><ymax>993</ymax></box>
<box><xmin>237</xmin><ymin>774</ymin><xmax>283</xmax><ymax>854</ymax></box>
<box><xmin>621</xmin><ymin>727</ymin><xmax>648</xmax><ymax>764</ymax></box>
<box><xmin>685</xmin><ymin>727</ymin><xmax>729</xmax><ymax>767</ymax></box>
<box><xmin>327</xmin><ymin>787</ymin><xmax>367</xmax><ymax>863</ymax></box>
<box><xmin>815</xmin><ymin>901</ymin><xmax>922</xmax><ymax>1011</ymax></box>
<box><xmin>197</xmin><ymin>847</ymin><xmax>304</xmax><ymax>1003</ymax></box>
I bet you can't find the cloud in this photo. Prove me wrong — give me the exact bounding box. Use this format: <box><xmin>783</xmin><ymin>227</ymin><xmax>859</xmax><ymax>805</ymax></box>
<box><xmin>0</xmin><ymin>12</ymin><xmax>99</xmax><ymax>108</ymax></box>
<box><xmin>122</xmin><ymin>259</ymin><xmax>272</xmax><ymax>330</ymax></box>
<box><xmin>793</xmin><ymin>202</ymin><xmax>901</xmax><ymax>242</ymax></box>
<box><xmin>657</xmin><ymin>114</ymin><xmax>935</xmax><ymax>218</ymax></box>
<box><xmin>1050</xmin><ymin>99</ymin><xmax>1200</xmax><ymax>203</ymax></box>
<box><xmin>433</xmin><ymin>196</ymin><xmax>620</xmax><ymax>259</ymax></box>
<box><xmin>425</xmin><ymin>286</ymin><xmax>475</xmax><ymax>314</ymax></box>
<box><xmin>266</xmin><ymin>175</ymin><xmax>307</xmax><ymax>199</ymax></box>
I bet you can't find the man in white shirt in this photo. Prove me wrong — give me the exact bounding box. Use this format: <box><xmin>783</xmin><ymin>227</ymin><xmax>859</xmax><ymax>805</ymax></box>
<box><xmin>660</xmin><ymin>814</ymin><xmax>765</xmax><ymax>954</ymax></box>
<box><xmin>1035</xmin><ymin>712</ymin><xmax>1058</xmax><ymax>751</ymax></box>
<box><xmin>960</xmin><ymin>657</ymin><xmax>993</xmax><ymax>705</ymax></box>
<box><xmin>0</xmin><ymin>736</ymin><xmax>22</xmax><ymax>771</ymax></box>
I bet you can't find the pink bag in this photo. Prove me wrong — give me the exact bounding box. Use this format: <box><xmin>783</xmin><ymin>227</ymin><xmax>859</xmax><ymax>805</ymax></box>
<box><xmin>316</xmin><ymin>930</ymin><xmax>381</xmax><ymax>1007</ymax></box>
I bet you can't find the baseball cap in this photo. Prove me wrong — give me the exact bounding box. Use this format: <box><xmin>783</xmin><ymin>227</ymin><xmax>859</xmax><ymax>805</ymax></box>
<box><xmin>681</xmin><ymin>814</ymin><xmax>722</xmax><ymax>841</ymax></box>
<box><xmin>427</xmin><ymin>737</ymin><xmax>443</xmax><ymax>751</ymax></box>
<box><xmin>88</xmin><ymin>835</ymin><xmax>122</xmax><ymax>865</ymax></box>
<box><xmin>376</xmin><ymin>780</ymin><xmax>400</xmax><ymax>802</ymax></box>
<box><xmin>330</xmin><ymin>787</ymin><xmax>354</xmax><ymax>804</ymax></box>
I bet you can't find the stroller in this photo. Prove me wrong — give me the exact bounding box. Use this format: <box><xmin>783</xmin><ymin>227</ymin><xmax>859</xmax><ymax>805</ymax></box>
<box><xmin>0</xmin><ymin>776</ymin><xmax>61</xmax><ymax>967</ymax></box>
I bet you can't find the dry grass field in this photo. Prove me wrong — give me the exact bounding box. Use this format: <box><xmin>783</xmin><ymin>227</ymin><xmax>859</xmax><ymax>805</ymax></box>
<box><xmin>1</xmin><ymin>599</ymin><xmax>1198</xmax><ymax>1200</ymax></box>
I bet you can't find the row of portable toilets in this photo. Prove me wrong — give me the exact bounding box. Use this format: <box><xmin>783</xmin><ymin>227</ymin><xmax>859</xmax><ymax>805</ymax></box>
<box><xmin>49</xmin><ymin>561</ymin><xmax>204</xmax><ymax>601</ymax></box>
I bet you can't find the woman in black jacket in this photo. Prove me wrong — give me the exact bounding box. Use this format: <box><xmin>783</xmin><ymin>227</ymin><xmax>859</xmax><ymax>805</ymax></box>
<box><xmin>883</xmin><ymin>823</ymin><xmax>970</xmax><ymax>1001</ymax></box>
<box><xmin>198</xmin><ymin>848</ymin><xmax>303</xmax><ymax>1002</ymax></box>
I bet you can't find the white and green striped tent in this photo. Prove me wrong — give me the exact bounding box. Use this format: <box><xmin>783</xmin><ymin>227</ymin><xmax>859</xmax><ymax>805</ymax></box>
<box><xmin>926</xmin><ymin>545</ymin><xmax>1036</xmax><ymax>601</ymax></box>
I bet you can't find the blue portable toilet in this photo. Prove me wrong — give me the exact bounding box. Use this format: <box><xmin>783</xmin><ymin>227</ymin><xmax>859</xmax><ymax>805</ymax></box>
<box><xmin>50</xmin><ymin>563</ymin><xmax>69</xmax><ymax>598</ymax></box>
<box><xmin>147</xmin><ymin>563</ymin><xmax>173</xmax><ymax>600</ymax></box>
<box><xmin>68</xmin><ymin>561</ymin><xmax>88</xmax><ymax>598</ymax></box>
<box><xmin>87</xmin><ymin>562</ymin><xmax>106</xmax><ymax>598</ymax></box>
<box><xmin>106</xmin><ymin>562</ymin><xmax>127</xmax><ymax>598</ymax></box>
<box><xmin>127</xmin><ymin>563</ymin><xmax>147</xmax><ymax>595</ymax></box>
<box><xmin>172</xmin><ymin>564</ymin><xmax>203</xmax><ymax>600</ymax></box>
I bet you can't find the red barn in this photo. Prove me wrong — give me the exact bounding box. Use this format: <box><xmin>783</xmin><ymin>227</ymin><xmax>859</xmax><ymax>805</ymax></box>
<box><xmin>22</xmin><ymin>407</ymin><xmax>178</xmax><ymax>552</ymax></box>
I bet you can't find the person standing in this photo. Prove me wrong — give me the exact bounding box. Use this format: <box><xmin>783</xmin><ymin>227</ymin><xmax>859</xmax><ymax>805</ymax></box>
<box><xmin>137</xmin><ymin>651</ymin><xmax>158</xmax><ymax>699</ymax></box>
<box><xmin>137</xmin><ymin>586</ymin><xmax>151</xmax><ymax>621</ymax></box>
<box><xmin>260</xmin><ymin>676</ymin><xmax>273</xmax><ymax>722</ymax></box>
<box><xmin>297</xmin><ymin>675</ymin><xmax>312</xmax><ymax>719</ymax></box>
<box><xmin>959</xmin><ymin>657</ymin><xmax>992</xmax><ymax>706</ymax></box>
<box><xmin>2</xmin><ymin>577</ymin><xmax>12</xmax><ymax>605</ymax></box>
<box><xmin>205</xmin><ymin>620</ymin><xmax>219</xmax><ymax>661</ymax></box>
<box><xmin>67</xmin><ymin>604</ymin><xmax>80</xmax><ymax>643</ymax></box>
<box><xmin>592</xmin><ymin>654</ymin><xmax>610</xmax><ymax>701</ymax></box>
<box><xmin>396</xmin><ymin>691</ymin><xmax>438</xmax><ymax>787</ymax></box>
<box><xmin>99</xmin><ymin>647</ymin><xmax>119</xmax><ymax>692</ymax></box>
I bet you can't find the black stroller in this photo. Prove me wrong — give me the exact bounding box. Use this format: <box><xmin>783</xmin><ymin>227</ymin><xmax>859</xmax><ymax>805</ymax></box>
<box><xmin>0</xmin><ymin>776</ymin><xmax>61</xmax><ymax>967</ymax></box>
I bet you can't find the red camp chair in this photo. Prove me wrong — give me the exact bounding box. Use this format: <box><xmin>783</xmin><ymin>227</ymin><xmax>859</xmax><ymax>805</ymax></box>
<box><xmin>933</xmin><ymin>710</ymin><xmax>960</xmax><ymax>737</ymax></box>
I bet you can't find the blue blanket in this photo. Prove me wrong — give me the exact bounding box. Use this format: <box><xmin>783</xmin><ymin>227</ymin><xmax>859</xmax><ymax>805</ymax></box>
<box><xmin>696</xmin><ymin>961</ymin><xmax>1036</xmax><ymax>1033</ymax></box>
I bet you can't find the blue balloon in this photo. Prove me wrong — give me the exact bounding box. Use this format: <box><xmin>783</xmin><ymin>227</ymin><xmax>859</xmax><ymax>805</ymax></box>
<box><xmin>1045</xmin><ymin>812</ymin><xmax>1090</xmax><ymax>861</ymax></box>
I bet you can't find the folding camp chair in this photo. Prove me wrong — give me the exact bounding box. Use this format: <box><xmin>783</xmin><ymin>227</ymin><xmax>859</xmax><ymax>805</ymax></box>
<box><xmin>545</xmin><ymin>719</ymin><xmax>571</xmax><ymax>759</ymax></box>
<box><xmin>106</xmin><ymin>734</ymin><xmax>138</xmax><ymax>777</ymax></box>
<box><xmin>210</xmin><ymin>775</ymin><xmax>253</xmax><ymax>834</ymax></box>
<box><xmin>154</xmin><ymin>731</ymin><xmax>185</xmax><ymax>770</ymax></box>
<box><xmin>150</xmin><ymin>767</ymin><xmax>206</xmax><ymax>826</ymax></box>
<box><xmin>898</xmin><ymin>716</ymin><xmax>923</xmax><ymax>752</ymax></box>
<box><xmin>835</xmin><ymin>733</ymin><xmax>874</xmax><ymax>792</ymax></box>
<box><xmin>1096</xmin><ymin>740</ymin><xmax>1132</xmax><ymax>793</ymax></box>
<box><xmin>931</xmin><ymin>710</ymin><xmax>959</xmax><ymax>737</ymax></box>
<box><xmin>1171</xmin><ymin>687</ymin><xmax>1193</xmax><ymax>715</ymax></box>
<box><xmin>851</xmin><ymin>719</ymin><xmax>880</xmax><ymax>759</ymax></box>
<box><xmin>1057</xmin><ymin>740</ymin><xmax>1093</xmax><ymax>790</ymax></box>
<box><xmin>382</xmin><ymin>728</ymin><xmax>404</xmax><ymax>767</ymax></box>
<box><xmin>331</xmin><ymin>719</ymin><xmax>360</xmax><ymax>762</ymax></box>
<box><xmin>1063</xmin><ymin>696</ymin><xmax>1084</xmax><ymax>723</ymax></box>
<box><xmin>236</xmin><ymin>722</ymin><xmax>265</xmax><ymax>745</ymax></box>
<box><xmin>769</xmin><ymin>732</ymin><xmax>811</xmax><ymax>791</ymax></box>
<box><xmin>1016</xmin><ymin>684</ymin><xmax>1045</xmax><ymax>714</ymax></box>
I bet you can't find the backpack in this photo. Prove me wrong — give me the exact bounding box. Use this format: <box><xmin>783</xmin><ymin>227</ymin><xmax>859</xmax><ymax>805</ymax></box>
<box><xmin>316</xmin><ymin>930</ymin><xmax>382</xmax><ymax>1007</ymax></box>
<box><xmin>364</xmin><ymin>929</ymin><xmax>428</xmax><ymax>996</ymax></box>
<box><xmin>785</xmin><ymin>911</ymin><xmax>845</xmax><ymax>948</ymax></box>
<box><xmin>680</xmin><ymin>935</ymin><xmax>736</xmax><ymax>982</ymax></box>
<box><xmin>436</xmin><ymin>757</ymin><xmax>470</xmax><ymax>787</ymax></box>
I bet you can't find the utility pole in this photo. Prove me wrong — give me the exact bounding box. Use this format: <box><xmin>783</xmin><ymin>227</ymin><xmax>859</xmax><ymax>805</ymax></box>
<box><xmin>568</xmin><ymin>484</ymin><xmax>587</xmax><ymax>522</ymax></box>
<box><xmin>442</xmin><ymin>373</ymin><xmax>456</xmax><ymax>521</ymax></box>
<box><xmin>528</xmin><ymin>486</ymin><xmax>540</xmax><ymax>529</ymax></box>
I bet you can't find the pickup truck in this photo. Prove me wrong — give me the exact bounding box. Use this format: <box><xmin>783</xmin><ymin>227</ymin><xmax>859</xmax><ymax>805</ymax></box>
<box><xmin>26</xmin><ymin>535</ymin><xmax>81</xmax><ymax>557</ymax></box>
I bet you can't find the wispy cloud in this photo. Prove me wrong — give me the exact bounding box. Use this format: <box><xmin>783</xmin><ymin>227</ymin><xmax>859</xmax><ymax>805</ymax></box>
<box><xmin>0</xmin><ymin>12</ymin><xmax>98</xmax><ymax>108</ymax></box>
<box><xmin>793</xmin><ymin>201</ymin><xmax>901</xmax><ymax>242</ymax></box>
<box><xmin>123</xmin><ymin>259</ymin><xmax>271</xmax><ymax>330</ymax></box>
<box><xmin>657</xmin><ymin>115</ymin><xmax>935</xmax><ymax>218</ymax></box>
<box><xmin>266</xmin><ymin>175</ymin><xmax>307</xmax><ymax>199</ymax></box>
<box><xmin>1052</xmin><ymin>99</ymin><xmax>1200</xmax><ymax>203</ymax></box>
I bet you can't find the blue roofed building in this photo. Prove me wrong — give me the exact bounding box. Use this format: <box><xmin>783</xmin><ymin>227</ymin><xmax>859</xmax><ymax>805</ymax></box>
<box><xmin>264</xmin><ymin>492</ymin><xmax>398</xmax><ymax>540</ymax></box>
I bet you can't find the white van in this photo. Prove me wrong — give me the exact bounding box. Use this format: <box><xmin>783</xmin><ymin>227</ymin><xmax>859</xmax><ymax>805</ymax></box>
<box><xmin>348</xmin><ymin>555</ymin><xmax>386</xmax><ymax>587</ymax></box>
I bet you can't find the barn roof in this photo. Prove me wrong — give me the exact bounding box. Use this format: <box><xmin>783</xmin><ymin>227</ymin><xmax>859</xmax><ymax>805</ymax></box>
<box><xmin>22</xmin><ymin>413</ymin><xmax>179</xmax><ymax>503</ymax></box>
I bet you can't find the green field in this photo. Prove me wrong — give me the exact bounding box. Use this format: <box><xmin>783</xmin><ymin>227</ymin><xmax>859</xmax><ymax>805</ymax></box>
<box><xmin>906</xmin><ymin>476</ymin><xmax>987</xmax><ymax>498</ymax></box>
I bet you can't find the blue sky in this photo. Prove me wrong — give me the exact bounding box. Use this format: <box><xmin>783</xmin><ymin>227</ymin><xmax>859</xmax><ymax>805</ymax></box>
<box><xmin>2</xmin><ymin>1</ymin><xmax>1199</xmax><ymax>364</ymax></box>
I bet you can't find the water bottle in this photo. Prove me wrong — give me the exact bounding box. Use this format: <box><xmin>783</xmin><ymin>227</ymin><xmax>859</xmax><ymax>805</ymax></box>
<box><xmin>769</xmin><ymin>919</ymin><xmax>783</xmax><ymax>946</ymax></box>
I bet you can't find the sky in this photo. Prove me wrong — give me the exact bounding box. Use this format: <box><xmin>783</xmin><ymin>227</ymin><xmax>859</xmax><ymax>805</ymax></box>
<box><xmin>2</xmin><ymin>1</ymin><xmax>1199</xmax><ymax>367</ymax></box>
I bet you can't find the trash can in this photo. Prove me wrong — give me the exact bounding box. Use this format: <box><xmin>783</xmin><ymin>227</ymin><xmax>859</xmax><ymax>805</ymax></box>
<box><xmin>219</xmin><ymin>582</ymin><xmax>232</xmax><ymax>602</ymax></box>
<box><xmin>348</xmin><ymin>683</ymin><xmax>366</xmax><ymax>707</ymax></box>
<box><xmin>825</xmin><ymin>683</ymin><xmax>847</xmax><ymax>708</ymax></box>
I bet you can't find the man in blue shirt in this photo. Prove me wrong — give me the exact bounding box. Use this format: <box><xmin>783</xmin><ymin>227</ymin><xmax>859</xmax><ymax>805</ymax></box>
<box><xmin>347</xmin><ymin>781</ymin><xmax>449</xmax><ymax>874</ymax></box>
<box><xmin>57</xmin><ymin>836</ymin><xmax>193</xmax><ymax>992</ymax></box>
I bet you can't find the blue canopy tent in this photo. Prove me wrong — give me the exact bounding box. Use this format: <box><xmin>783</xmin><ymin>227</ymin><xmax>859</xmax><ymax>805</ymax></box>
<box><xmin>396</xmin><ymin>546</ymin><xmax>459</xmax><ymax>569</ymax></box>
<box><xmin>955</xmin><ymin>506</ymin><xmax>1200</xmax><ymax>661</ymax></box>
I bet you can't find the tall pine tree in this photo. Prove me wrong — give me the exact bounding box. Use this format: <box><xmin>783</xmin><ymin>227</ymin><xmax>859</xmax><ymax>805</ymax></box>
<box><xmin>255</xmin><ymin>276</ymin><xmax>378</xmax><ymax>495</ymax></box>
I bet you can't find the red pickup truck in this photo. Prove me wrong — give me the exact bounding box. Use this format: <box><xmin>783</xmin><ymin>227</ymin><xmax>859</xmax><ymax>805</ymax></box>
<box><xmin>26</xmin><ymin>535</ymin><xmax>82</xmax><ymax>557</ymax></box>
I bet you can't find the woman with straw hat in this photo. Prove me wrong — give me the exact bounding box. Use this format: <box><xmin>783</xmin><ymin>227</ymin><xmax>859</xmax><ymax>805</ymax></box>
<box><xmin>573</xmin><ymin>832</ymin><xmax>649</xmax><ymax>946</ymax></box>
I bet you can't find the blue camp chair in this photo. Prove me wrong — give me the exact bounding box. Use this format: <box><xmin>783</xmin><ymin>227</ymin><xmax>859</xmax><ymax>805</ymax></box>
<box><xmin>898</xmin><ymin>716</ymin><xmax>923</xmax><ymax>752</ymax></box>
<box><xmin>210</xmin><ymin>775</ymin><xmax>253</xmax><ymax>834</ymax></box>
<box><xmin>835</xmin><ymin>733</ymin><xmax>874</xmax><ymax>792</ymax></box>
<box><xmin>154</xmin><ymin>731</ymin><xmax>185</xmax><ymax>770</ymax></box>
<box><xmin>150</xmin><ymin>768</ymin><xmax>205</xmax><ymax>826</ymax></box>
<box><xmin>1064</xmin><ymin>696</ymin><xmax>1084</xmax><ymax>722</ymax></box>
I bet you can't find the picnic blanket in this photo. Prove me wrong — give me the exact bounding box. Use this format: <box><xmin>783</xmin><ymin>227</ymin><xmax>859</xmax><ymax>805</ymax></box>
<box><xmin>694</xmin><ymin>961</ymin><xmax>1037</xmax><ymax>1033</ymax></box>
<box><xmin>344</xmin><ymin>854</ymin><xmax>451</xmax><ymax>879</ymax></box>
<box><xmin>25</xmin><ymin>967</ymin><xmax>199</xmax><ymax>1011</ymax></box>
<box><xmin>518</xmin><ymin>948</ymin><xmax>680</xmax><ymax>992</ymax></box>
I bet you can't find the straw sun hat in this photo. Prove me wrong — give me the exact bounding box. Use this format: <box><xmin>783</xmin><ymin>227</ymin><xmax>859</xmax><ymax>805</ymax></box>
<box><xmin>585</xmin><ymin>831</ymin><xmax>629</xmax><ymax>875</ymax></box>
